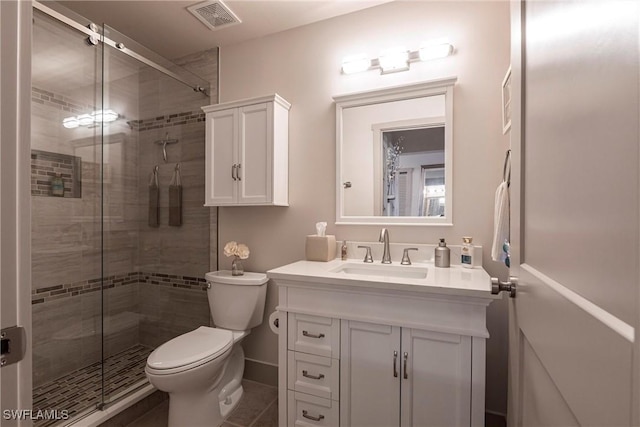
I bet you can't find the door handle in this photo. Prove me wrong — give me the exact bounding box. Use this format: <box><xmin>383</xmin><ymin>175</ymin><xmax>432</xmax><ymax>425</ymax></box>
<box><xmin>491</xmin><ymin>276</ymin><xmax>517</xmax><ymax>298</ymax></box>
<box><xmin>237</xmin><ymin>164</ymin><xmax>242</xmax><ymax>181</ymax></box>
<box><xmin>403</xmin><ymin>352</ymin><xmax>408</xmax><ymax>379</ymax></box>
<box><xmin>393</xmin><ymin>351</ymin><xmax>398</xmax><ymax>377</ymax></box>
<box><xmin>231</xmin><ymin>164</ymin><xmax>237</xmax><ymax>181</ymax></box>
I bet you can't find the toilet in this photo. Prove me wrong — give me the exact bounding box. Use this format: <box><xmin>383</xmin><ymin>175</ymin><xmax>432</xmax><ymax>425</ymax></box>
<box><xmin>145</xmin><ymin>271</ymin><xmax>268</xmax><ymax>427</ymax></box>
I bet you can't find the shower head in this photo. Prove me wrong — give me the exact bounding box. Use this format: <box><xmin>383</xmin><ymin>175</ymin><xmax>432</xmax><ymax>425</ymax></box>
<box><xmin>155</xmin><ymin>133</ymin><xmax>178</xmax><ymax>163</ymax></box>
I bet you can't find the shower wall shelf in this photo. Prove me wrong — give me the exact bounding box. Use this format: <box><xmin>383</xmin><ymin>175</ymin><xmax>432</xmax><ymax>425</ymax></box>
<box><xmin>202</xmin><ymin>94</ymin><xmax>290</xmax><ymax>207</ymax></box>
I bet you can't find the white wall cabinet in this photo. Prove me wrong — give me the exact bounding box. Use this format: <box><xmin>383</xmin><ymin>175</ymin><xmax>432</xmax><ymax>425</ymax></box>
<box><xmin>269</xmin><ymin>266</ymin><xmax>493</xmax><ymax>427</ymax></box>
<box><xmin>202</xmin><ymin>94</ymin><xmax>290</xmax><ymax>206</ymax></box>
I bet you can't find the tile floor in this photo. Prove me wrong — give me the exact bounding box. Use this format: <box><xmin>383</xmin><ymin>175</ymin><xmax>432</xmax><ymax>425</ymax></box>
<box><xmin>33</xmin><ymin>345</ymin><xmax>153</xmax><ymax>427</ymax></box>
<box><xmin>126</xmin><ymin>380</ymin><xmax>278</xmax><ymax>427</ymax></box>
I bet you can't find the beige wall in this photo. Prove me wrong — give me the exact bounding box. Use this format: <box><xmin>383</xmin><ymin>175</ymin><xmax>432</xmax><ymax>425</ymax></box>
<box><xmin>217</xmin><ymin>1</ymin><xmax>510</xmax><ymax>414</ymax></box>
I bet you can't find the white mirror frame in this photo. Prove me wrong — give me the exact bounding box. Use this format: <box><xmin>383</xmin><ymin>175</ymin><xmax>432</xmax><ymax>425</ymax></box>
<box><xmin>334</xmin><ymin>77</ymin><xmax>456</xmax><ymax>226</ymax></box>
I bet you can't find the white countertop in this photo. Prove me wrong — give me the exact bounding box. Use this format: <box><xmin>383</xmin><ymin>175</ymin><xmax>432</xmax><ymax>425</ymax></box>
<box><xmin>267</xmin><ymin>259</ymin><xmax>497</xmax><ymax>300</ymax></box>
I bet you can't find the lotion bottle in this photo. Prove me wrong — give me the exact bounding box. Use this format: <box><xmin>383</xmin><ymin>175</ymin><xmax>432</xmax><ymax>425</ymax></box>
<box><xmin>341</xmin><ymin>241</ymin><xmax>348</xmax><ymax>260</ymax></box>
<box><xmin>461</xmin><ymin>236</ymin><xmax>474</xmax><ymax>268</ymax></box>
<box><xmin>434</xmin><ymin>238</ymin><xmax>450</xmax><ymax>268</ymax></box>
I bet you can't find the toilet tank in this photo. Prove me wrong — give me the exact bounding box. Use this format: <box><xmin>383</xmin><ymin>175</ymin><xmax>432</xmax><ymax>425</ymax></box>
<box><xmin>205</xmin><ymin>271</ymin><xmax>268</xmax><ymax>331</ymax></box>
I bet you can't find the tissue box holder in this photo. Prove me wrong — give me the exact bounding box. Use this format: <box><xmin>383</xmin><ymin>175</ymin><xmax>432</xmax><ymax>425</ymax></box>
<box><xmin>305</xmin><ymin>235</ymin><xmax>336</xmax><ymax>262</ymax></box>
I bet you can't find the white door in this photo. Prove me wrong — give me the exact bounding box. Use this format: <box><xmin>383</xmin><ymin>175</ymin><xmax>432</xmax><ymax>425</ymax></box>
<box><xmin>400</xmin><ymin>328</ymin><xmax>471</xmax><ymax>427</ymax></box>
<box><xmin>507</xmin><ymin>1</ymin><xmax>639</xmax><ymax>425</ymax></box>
<box><xmin>0</xmin><ymin>1</ymin><xmax>32</xmax><ymax>425</ymax></box>
<box><xmin>205</xmin><ymin>108</ymin><xmax>237</xmax><ymax>205</ymax></box>
<box><xmin>238</xmin><ymin>102</ymin><xmax>272</xmax><ymax>204</ymax></box>
<box><xmin>340</xmin><ymin>321</ymin><xmax>400</xmax><ymax>427</ymax></box>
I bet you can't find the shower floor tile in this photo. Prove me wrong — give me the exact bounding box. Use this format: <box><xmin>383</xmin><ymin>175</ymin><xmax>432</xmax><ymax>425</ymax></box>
<box><xmin>33</xmin><ymin>344</ymin><xmax>153</xmax><ymax>427</ymax></box>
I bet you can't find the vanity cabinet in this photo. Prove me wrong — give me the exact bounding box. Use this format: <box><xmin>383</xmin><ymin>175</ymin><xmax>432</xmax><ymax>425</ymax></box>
<box><xmin>202</xmin><ymin>94</ymin><xmax>290</xmax><ymax>206</ymax></box>
<box><xmin>268</xmin><ymin>260</ymin><xmax>495</xmax><ymax>427</ymax></box>
<box><xmin>341</xmin><ymin>321</ymin><xmax>471</xmax><ymax>427</ymax></box>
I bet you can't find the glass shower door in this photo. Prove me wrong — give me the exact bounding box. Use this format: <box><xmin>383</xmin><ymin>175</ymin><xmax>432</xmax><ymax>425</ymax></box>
<box><xmin>100</xmin><ymin>23</ymin><xmax>211</xmax><ymax>406</ymax></box>
<box><xmin>31</xmin><ymin>7</ymin><xmax>105</xmax><ymax>422</ymax></box>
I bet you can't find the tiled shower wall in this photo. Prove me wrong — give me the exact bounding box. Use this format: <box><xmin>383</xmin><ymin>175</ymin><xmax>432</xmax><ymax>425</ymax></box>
<box><xmin>31</xmin><ymin>46</ymin><xmax>218</xmax><ymax>387</ymax></box>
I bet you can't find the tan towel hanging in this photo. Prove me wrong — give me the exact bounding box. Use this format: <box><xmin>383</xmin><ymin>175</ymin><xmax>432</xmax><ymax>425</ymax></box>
<box><xmin>169</xmin><ymin>163</ymin><xmax>182</xmax><ymax>227</ymax></box>
<box><xmin>149</xmin><ymin>165</ymin><xmax>160</xmax><ymax>228</ymax></box>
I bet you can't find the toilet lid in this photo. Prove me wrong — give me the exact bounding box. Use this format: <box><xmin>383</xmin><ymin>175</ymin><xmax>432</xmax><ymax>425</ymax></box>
<box><xmin>147</xmin><ymin>326</ymin><xmax>233</xmax><ymax>370</ymax></box>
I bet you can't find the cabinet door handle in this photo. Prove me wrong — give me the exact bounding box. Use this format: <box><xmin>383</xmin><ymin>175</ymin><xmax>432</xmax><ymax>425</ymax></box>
<box><xmin>393</xmin><ymin>351</ymin><xmax>398</xmax><ymax>378</ymax></box>
<box><xmin>302</xmin><ymin>330</ymin><xmax>325</xmax><ymax>339</ymax></box>
<box><xmin>302</xmin><ymin>370</ymin><xmax>325</xmax><ymax>380</ymax></box>
<box><xmin>403</xmin><ymin>352</ymin><xmax>409</xmax><ymax>379</ymax></box>
<box><xmin>231</xmin><ymin>164</ymin><xmax>237</xmax><ymax>181</ymax></box>
<box><xmin>302</xmin><ymin>410</ymin><xmax>325</xmax><ymax>422</ymax></box>
<box><xmin>237</xmin><ymin>164</ymin><xmax>242</xmax><ymax>181</ymax></box>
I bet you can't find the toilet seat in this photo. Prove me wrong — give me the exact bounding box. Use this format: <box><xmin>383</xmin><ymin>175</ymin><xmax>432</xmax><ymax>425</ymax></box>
<box><xmin>146</xmin><ymin>326</ymin><xmax>233</xmax><ymax>375</ymax></box>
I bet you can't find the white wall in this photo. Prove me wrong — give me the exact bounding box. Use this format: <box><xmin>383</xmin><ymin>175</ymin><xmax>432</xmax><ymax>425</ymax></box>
<box><xmin>217</xmin><ymin>1</ymin><xmax>510</xmax><ymax>414</ymax></box>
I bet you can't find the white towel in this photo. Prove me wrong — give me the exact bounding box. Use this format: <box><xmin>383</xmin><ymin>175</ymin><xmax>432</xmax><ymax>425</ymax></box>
<box><xmin>491</xmin><ymin>181</ymin><xmax>510</xmax><ymax>262</ymax></box>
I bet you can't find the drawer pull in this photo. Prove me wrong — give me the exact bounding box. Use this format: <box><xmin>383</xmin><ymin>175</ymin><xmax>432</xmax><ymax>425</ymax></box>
<box><xmin>302</xmin><ymin>370</ymin><xmax>325</xmax><ymax>380</ymax></box>
<box><xmin>302</xmin><ymin>410</ymin><xmax>325</xmax><ymax>422</ymax></box>
<box><xmin>302</xmin><ymin>330</ymin><xmax>325</xmax><ymax>339</ymax></box>
<box><xmin>393</xmin><ymin>351</ymin><xmax>398</xmax><ymax>378</ymax></box>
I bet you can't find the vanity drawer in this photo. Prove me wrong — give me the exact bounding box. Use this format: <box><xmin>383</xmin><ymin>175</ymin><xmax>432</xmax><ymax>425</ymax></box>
<box><xmin>288</xmin><ymin>351</ymin><xmax>339</xmax><ymax>401</ymax></box>
<box><xmin>288</xmin><ymin>313</ymin><xmax>340</xmax><ymax>358</ymax></box>
<box><xmin>287</xmin><ymin>391</ymin><xmax>338</xmax><ymax>427</ymax></box>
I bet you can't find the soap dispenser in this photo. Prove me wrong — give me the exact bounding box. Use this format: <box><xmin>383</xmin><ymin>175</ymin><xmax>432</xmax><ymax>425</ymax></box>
<box><xmin>434</xmin><ymin>238</ymin><xmax>450</xmax><ymax>268</ymax></box>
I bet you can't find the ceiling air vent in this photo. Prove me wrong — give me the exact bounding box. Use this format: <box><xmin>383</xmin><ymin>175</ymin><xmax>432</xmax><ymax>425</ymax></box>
<box><xmin>187</xmin><ymin>0</ymin><xmax>241</xmax><ymax>31</ymax></box>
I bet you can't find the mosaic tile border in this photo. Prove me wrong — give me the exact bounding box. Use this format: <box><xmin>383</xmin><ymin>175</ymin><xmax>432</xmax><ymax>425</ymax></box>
<box><xmin>139</xmin><ymin>271</ymin><xmax>207</xmax><ymax>291</ymax></box>
<box><xmin>32</xmin><ymin>272</ymin><xmax>207</xmax><ymax>305</ymax></box>
<box><xmin>32</xmin><ymin>86</ymin><xmax>205</xmax><ymax>134</ymax></box>
<box><xmin>127</xmin><ymin>111</ymin><xmax>205</xmax><ymax>132</ymax></box>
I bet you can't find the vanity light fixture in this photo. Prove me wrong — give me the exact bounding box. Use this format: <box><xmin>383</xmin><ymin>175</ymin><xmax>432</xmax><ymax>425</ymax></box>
<box><xmin>62</xmin><ymin>109</ymin><xmax>119</xmax><ymax>128</ymax></box>
<box><xmin>341</xmin><ymin>40</ymin><xmax>454</xmax><ymax>75</ymax></box>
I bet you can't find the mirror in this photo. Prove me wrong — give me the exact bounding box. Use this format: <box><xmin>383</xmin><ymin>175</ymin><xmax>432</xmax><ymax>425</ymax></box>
<box><xmin>334</xmin><ymin>78</ymin><xmax>456</xmax><ymax>225</ymax></box>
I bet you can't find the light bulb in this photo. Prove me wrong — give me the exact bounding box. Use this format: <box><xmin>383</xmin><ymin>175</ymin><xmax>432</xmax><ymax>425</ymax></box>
<box><xmin>378</xmin><ymin>47</ymin><xmax>409</xmax><ymax>73</ymax></box>
<box><xmin>77</xmin><ymin>114</ymin><xmax>94</xmax><ymax>126</ymax></box>
<box><xmin>62</xmin><ymin>117</ymin><xmax>79</xmax><ymax>129</ymax></box>
<box><xmin>419</xmin><ymin>42</ymin><xmax>453</xmax><ymax>61</ymax></box>
<box><xmin>341</xmin><ymin>53</ymin><xmax>370</xmax><ymax>74</ymax></box>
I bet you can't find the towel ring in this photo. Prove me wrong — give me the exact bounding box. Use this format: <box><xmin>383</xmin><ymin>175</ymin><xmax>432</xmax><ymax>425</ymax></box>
<box><xmin>503</xmin><ymin>149</ymin><xmax>511</xmax><ymax>187</ymax></box>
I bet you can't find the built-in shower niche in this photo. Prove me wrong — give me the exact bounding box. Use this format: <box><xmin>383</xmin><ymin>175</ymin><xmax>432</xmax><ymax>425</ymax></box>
<box><xmin>31</xmin><ymin>150</ymin><xmax>81</xmax><ymax>198</ymax></box>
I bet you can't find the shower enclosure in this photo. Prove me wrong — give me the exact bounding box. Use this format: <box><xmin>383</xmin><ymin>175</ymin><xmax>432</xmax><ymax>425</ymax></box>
<box><xmin>31</xmin><ymin>4</ymin><xmax>213</xmax><ymax>425</ymax></box>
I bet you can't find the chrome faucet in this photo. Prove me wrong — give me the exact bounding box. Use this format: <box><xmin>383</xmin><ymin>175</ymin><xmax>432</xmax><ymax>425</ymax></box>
<box><xmin>379</xmin><ymin>228</ymin><xmax>391</xmax><ymax>264</ymax></box>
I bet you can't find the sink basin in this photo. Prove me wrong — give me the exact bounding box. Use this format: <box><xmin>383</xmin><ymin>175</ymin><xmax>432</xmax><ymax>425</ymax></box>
<box><xmin>330</xmin><ymin>263</ymin><xmax>428</xmax><ymax>279</ymax></box>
